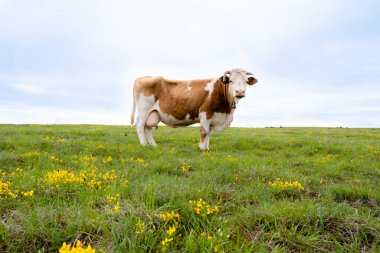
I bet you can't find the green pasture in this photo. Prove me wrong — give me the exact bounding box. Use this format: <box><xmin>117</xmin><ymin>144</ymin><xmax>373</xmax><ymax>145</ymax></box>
<box><xmin>0</xmin><ymin>125</ymin><xmax>379</xmax><ymax>252</ymax></box>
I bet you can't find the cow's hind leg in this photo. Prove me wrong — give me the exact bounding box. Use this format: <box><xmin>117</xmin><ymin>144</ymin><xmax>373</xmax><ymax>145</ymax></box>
<box><xmin>136</xmin><ymin>113</ymin><xmax>149</xmax><ymax>146</ymax></box>
<box><xmin>144</xmin><ymin>128</ymin><xmax>157</xmax><ymax>146</ymax></box>
<box><xmin>144</xmin><ymin>110</ymin><xmax>160</xmax><ymax>146</ymax></box>
<box><xmin>135</xmin><ymin>94</ymin><xmax>157</xmax><ymax>146</ymax></box>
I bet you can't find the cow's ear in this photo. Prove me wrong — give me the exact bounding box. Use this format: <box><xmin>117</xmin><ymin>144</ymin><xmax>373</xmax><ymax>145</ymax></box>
<box><xmin>219</xmin><ymin>76</ymin><xmax>229</xmax><ymax>84</ymax></box>
<box><xmin>247</xmin><ymin>76</ymin><xmax>257</xmax><ymax>85</ymax></box>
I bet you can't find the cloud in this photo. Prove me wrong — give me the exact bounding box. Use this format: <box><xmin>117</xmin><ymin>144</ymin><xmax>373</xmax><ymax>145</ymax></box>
<box><xmin>0</xmin><ymin>0</ymin><xmax>379</xmax><ymax>127</ymax></box>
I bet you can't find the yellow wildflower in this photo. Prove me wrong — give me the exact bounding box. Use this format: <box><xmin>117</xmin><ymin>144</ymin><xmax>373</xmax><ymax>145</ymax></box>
<box><xmin>160</xmin><ymin>211</ymin><xmax>180</xmax><ymax>224</ymax></box>
<box><xmin>268</xmin><ymin>178</ymin><xmax>305</xmax><ymax>191</ymax></box>
<box><xmin>49</xmin><ymin>156</ymin><xmax>64</xmax><ymax>163</ymax></box>
<box><xmin>161</xmin><ymin>237</ymin><xmax>173</xmax><ymax>246</ymax></box>
<box><xmin>22</xmin><ymin>190</ymin><xmax>34</xmax><ymax>197</ymax></box>
<box><xmin>166</xmin><ymin>225</ymin><xmax>176</xmax><ymax>236</ymax></box>
<box><xmin>190</xmin><ymin>198</ymin><xmax>218</xmax><ymax>216</ymax></box>
<box><xmin>59</xmin><ymin>240</ymin><xmax>95</xmax><ymax>253</ymax></box>
<box><xmin>23</xmin><ymin>151</ymin><xmax>40</xmax><ymax>157</ymax></box>
<box><xmin>135</xmin><ymin>220</ymin><xmax>145</xmax><ymax>234</ymax></box>
<box><xmin>0</xmin><ymin>181</ymin><xmax>17</xmax><ymax>199</ymax></box>
<box><xmin>179</xmin><ymin>164</ymin><xmax>191</xmax><ymax>171</ymax></box>
<box><xmin>96</xmin><ymin>144</ymin><xmax>106</xmax><ymax>149</ymax></box>
<box><xmin>114</xmin><ymin>203</ymin><xmax>120</xmax><ymax>214</ymax></box>
<box><xmin>102</xmin><ymin>156</ymin><xmax>112</xmax><ymax>163</ymax></box>
<box><xmin>45</xmin><ymin>170</ymin><xmax>84</xmax><ymax>185</ymax></box>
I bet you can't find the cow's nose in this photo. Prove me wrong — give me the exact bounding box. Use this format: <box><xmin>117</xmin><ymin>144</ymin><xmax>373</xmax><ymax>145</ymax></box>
<box><xmin>235</xmin><ymin>90</ymin><xmax>245</xmax><ymax>97</ymax></box>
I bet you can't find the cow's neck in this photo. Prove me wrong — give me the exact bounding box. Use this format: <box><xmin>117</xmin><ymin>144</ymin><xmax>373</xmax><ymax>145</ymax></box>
<box><xmin>222</xmin><ymin>81</ymin><xmax>235</xmax><ymax>114</ymax></box>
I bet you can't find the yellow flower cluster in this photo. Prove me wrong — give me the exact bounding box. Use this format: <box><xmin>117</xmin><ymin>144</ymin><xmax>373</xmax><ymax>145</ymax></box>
<box><xmin>316</xmin><ymin>153</ymin><xmax>338</xmax><ymax>164</ymax></box>
<box><xmin>1</xmin><ymin>170</ymin><xmax>35</xmax><ymax>199</ymax></box>
<box><xmin>161</xmin><ymin>237</ymin><xmax>173</xmax><ymax>252</ymax></box>
<box><xmin>179</xmin><ymin>164</ymin><xmax>191</xmax><ymax>172</ymax></box>
<box><xmin>0</xmin><ymin>181</ymin><xmax>17</xmax><ymax>199</ymax></box>
<box><xmin>59</xmin><ymin>240</ymin><xmax>95</xmax><ymax>253</ymax></box>
<box><xmin>96</xmin><ymin>144</ymin><xmax>106</xmax><ymax>150</ymax></box>
<box><xmin>159</xmin><ymin>211</ymin><xmax>181</xmax><ymax>252</ymax></box>
<box><xmin>50</xmin><ymin>156</ymin><xmax>64</xmax><ymax>163</ymax></box>
<box><xmin>46</xmin><ymin>170</ymin><xmax>84</xmax><ymax>185</ymax></box>
<box><xmin>107</xmin><ymin>194</ymin><xmax>120</xmax><ymax>214</ymax></box>
<box><xmin>43</xmin><ymin>136</ymin><xmax>65</xmax><ymax>143</ymax></box>
<box><xmin>45</xmin><ymin>169</ymin><xmax>118</xmax><ymax>190</ymax></box>
<box><xmin>135</xmin><ymin>220</ymin><xmax>145</xmax><ymax>234</ymax></box>
<box><xmin>102</xmin><ymin>156</ymin><xmax>112</xmax><ymax>164</ymax></box>
<box><xmin>200</xmin><ymin>231</ymin><xmax>213</xmax><ymax>240</ymax></box>
<box><xmin>22</xmin><ymin>190</ymin><xmax>35</xmax><ymax>197</ymax></box>
<box><xmin>225</xmin><ymin>155</ymin><xmax>236</xmax><ymax>161</ymax></box>
<box><xmin>190</xmin><ymin>198</ymin><xmax>219</xmax><ymax>217</ymax></box>
<box><xmin>160</xmin><ymin>211</ymin><xmax>180</xmax><ymax>225</ymax></box>
<box><xmin>23</xmin><ymin>151</ymin><xmax>40</xmax><ymax>158</ymax></box>
<box><xmin>131</xmin><ymin>157</ymin><xmax>146</xmax><ymax>165</ymax></box>
<box><xmin>269</xmin><ymin>178</ymin><xmax>305</xmax><ymax>191</ymax></box>
<box><xmin>9</xmin><ymin>168</ymin><xmax>25</xmax><ymax>178</ymax></box>
<box><xmin>76</xmin><ymin>155</ymin><xmax>97</xmax><ymax>163</ymax></box>
<box><xmin>44</xmin><ymin>136</ymin><xmax>55</xmax><ymax>141</ymax></box>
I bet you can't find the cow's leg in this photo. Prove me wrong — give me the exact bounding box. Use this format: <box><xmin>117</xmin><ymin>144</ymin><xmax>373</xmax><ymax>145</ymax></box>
<box><xmin>199</xmin><ymin>125</ymin><xmax>211</xmax><ymax>150</ymax></box>
<box><xmin>199</xmin><ymin>112</ymin><xmax>211</xmax><ymax>150</ymax></box>
<box><xmin>144</xmin><ymin>127</ymin><xmax>157</xmax><ymax>146</ymax></box>
<box><xmin>205</xmin><ymin>130</ymin><xmax>212</xmax><ymax>150</ymax></box>
<box><xmin>136</xmin><ymin>114</ymin><xmax>149</xmax><ymax>146</ymax></box>
<box><xmin>144</xmin><ymin>110</ymin><xmax>160</xmax><ymax>146</ymax></box>
<box><xmin>135</xmin><ymin>95</ymin><xmax>156</xmax><ymax>146</ymax></box>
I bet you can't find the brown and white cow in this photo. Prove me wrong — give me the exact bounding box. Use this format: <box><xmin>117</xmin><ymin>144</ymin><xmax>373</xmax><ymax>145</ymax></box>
<box><xmin>130</xmin><ymin>68</ymin><xmax>257</xmax><ymax>150</ymax></box>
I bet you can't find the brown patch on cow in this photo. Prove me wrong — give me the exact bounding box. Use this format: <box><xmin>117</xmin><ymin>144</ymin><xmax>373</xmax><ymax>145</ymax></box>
<box><xmin>133</xmin><ymin>76</ymin><xmax>163</xmax><ymax>102</ymax></box>
<box><xmin>200</xmin><ymin>79</ymin><xmax>234</xmax><ymax>119</ymax></box>
<box><xmin>156</xmin><ymin>78</ymin><xmax>212</xmax><ymax>120</ymax></box>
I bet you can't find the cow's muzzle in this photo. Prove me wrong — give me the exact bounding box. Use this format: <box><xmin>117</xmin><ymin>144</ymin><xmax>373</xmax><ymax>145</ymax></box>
<box><xmin>235</xmin><ymin>90</ymin><xmax>245</xmax><ymax>98</ymax></box>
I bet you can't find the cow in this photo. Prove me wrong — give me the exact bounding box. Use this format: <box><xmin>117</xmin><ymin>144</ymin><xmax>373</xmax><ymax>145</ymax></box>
<box><xmin>130</xmin><ymin>68</ymin><xmax>257</xmax><ymax>150</ymax></box>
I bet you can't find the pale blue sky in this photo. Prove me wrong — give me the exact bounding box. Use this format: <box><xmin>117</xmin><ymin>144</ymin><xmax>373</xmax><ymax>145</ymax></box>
<box><xmin>0</xmin><ymin>0</ymin><xmax>379</xmax><ymax>127</ymax></box>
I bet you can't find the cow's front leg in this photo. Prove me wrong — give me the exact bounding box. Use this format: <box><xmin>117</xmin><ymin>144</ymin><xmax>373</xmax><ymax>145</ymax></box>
<box><xmin>199</xmin><ymin>125</ymin><xmax>211</xmax><ymax>150</ymax></box>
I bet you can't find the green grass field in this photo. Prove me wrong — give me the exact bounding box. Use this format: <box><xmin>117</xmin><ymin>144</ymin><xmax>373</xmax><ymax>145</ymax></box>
<box><xmin>0</xmin><ymin>125</ymin><xmax>379</xmax><ymax>252</ymax></box>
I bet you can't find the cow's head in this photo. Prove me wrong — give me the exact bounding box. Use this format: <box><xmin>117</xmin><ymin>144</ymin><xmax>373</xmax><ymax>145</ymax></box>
<box><xmin>221</xmin><ymin>69</ymin><xmax>257</xmax><ymax>100</ymax></box>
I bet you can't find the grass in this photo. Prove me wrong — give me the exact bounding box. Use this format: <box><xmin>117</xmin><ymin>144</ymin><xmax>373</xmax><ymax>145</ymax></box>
<box><xmin>0</xmin><ymin>124</ymin><xmax>379</xmax><ymax>252</ymax></box>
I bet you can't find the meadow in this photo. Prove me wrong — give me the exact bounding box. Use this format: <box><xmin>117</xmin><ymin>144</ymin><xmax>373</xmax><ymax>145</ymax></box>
<box><xmin>0</xmin><ymin>124</ymin><xmax>379</xmax><ymax>253</ymax></box>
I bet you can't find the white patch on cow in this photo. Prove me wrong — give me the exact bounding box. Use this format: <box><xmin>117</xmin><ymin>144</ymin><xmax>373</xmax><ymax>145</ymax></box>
<box><xmin>137</xmin><ymin>94</ymin><xmax>156</xmax><ymax>112</ymax></box>
<box><xmin>210</xmin><ymin>112</ymin><xmax>230</xmax><ymax>131</ymax></box>
<box><xmin>205</xmin><ymin>79</ymin><xmax>216</xmax><ymax>95</ymax></box>
<box><xmin>155</xmin><ymin>101</ymin><xmax>199</xmax><ymax>127</ymax></box>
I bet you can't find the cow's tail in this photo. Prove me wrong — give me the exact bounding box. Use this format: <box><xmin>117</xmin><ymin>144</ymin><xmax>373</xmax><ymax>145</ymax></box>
<box><xmin>130</xmin><ymin>92</ymin><xmax>136</xmax><ymax>127</ymax></box>
<box><xmin>130</xmin><ymin>97</ymin><xmax>136</xmax><ymax>127</ymax></box>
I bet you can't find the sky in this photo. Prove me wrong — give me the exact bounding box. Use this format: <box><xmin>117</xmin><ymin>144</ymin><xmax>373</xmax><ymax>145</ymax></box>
<box><xmin>0</xmin><ymin>0</ymin><xmax>379</xmax><ymax>127</ymax></box>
